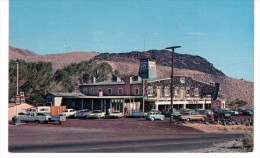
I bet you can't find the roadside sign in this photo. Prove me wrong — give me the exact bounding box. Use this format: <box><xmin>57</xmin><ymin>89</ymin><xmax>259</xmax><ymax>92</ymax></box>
<box><xmin>211</xmin><ymin>100</ymin><xmax>222</xmax><ymax>109</ymax></box>
<box><xmin>15</xmin><ymin>95</ymin><xmax>21</xmax><ymax>105</ymax></box>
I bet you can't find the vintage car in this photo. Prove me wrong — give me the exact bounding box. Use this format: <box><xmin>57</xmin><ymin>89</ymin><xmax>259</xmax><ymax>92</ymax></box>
<box><xmin>107</xmin><ymin>111</ymin><xmax>124</xmax><ymax>118</ymax></box>
<box><xmin>85</xmin><ymin>110</ymin><xmax>105</xmax><ymax>119</ymax></box>
<box><xmin>145</xmin><ymin>112</ymin><xmax>165</xmax><ymax>121</ymax></box>
<box><xmin>60</xmin><ymin>109</ymin><xmax>77</xmax><ymax>117</ymax></box>
<box><xmin>131</xmin><ymin>110</ymin><xmax>144</xmax><ymax>118</ymax></box>
<box><xmin>74</xmin><ymin>109</ymin><xmax>89</xmax><ymax>118</ymax></box>
<box><xmin>176</xmin><ymin>112</ymin><xmax>207</xmax><ymax>122</ymax></box>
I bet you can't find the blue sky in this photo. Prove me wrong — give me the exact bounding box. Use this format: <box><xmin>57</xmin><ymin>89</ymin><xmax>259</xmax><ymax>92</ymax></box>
<box><xmin>9</xmin><ymin>0</ymin><xmax>254</xmax><ymax>82</ymax></box>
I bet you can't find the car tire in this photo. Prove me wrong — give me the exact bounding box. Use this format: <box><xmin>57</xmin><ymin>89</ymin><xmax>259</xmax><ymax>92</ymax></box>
<box><xmin>201</xmin><ymin>117</ymin><xmax>205</xmax><ymax>121</ymax></box>
<box><xmin>151</xmin><ymin>117</ymin><xmax>155</xmax><ymax>121</ymax></box>
<box><xmin>161</xmin><ymin>117</ymin><xmax>165</xmax><ymax>121</ymax></box>
<box><xmin>35</xmin><ymin>120</ymin><xmax>40</xmax><ymax>124</ymax></box>
<box><xmin>186</xmin><ymin>118</ymin><xmax>190</xmax><ymax>122</ymax></box>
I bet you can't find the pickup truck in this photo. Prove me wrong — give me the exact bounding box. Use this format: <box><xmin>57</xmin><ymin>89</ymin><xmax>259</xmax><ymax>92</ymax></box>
<box><xmin>15</xmin><ymin>112</ymin><xmax>51</xmax><ymax>123</ymax></box>
<box><xmin>13</xmin><ymin>110</ymin><xmax>66</xmax><ymax>125</ymax></box>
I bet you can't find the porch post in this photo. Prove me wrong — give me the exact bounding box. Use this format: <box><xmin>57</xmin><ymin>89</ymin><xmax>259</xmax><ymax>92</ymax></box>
<box><xmin>91</xmin><ymin>99</ymin><xmax>93</xmax><ymax>112</ymax></box>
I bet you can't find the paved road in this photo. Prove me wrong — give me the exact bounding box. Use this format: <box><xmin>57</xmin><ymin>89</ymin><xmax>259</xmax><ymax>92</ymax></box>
<box><xmin>9</xmin><ymin>133</ymin><xmax>244</xmax><ymax>153</ymax></box>
<box><xmin>8</xmin><ymin>118</ymin><xmax>245</xmax><ymax>153</ymax></box>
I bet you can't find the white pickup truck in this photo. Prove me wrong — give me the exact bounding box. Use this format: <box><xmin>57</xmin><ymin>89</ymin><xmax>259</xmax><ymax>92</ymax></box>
<box><xmin>15</xmin><ymin>112</ymin><xmax>51</xmax><ymax>123</ymax></box>
<box><xmin>13</xmin><ymin>107</ymin><xmax>66</xmax><ymax>124</ymax></box>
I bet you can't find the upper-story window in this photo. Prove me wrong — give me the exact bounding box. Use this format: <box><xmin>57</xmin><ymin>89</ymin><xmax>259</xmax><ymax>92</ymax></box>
<box><xmin>108</xmin><ymin>88</ymin><xmax>112</xmax><ymax>95</ymax></box>
<box><xmin>147</xmin><ymin>86</ymin><xmax>153</xmax><ymax>96</ymax></box>
<box><xmin>91</xmin><ymin>88</ymin><xmax>94</xmax><ymax>94</ymax></box>
<box><xmin>186</xmin><ymin>87</ymin><xmax>190</xmax><ymax>97</ymax></box>
<box><xmin>164</xmin><ymin>86</ymin><xmax>169</xmax><ymax>97</ymax></box>
<box><xmin>118</xmin><ymin>88</ymin><xmax>123</xmax><ymax>95</ymax></box>
<box><xmin>98</xmin><ymin>88</ymin><xmax>102</xmax><ymax>92</ymax></box>
<box><xmin>135</xmin><ymin>88</ymin><xmax>139</xmax><ymax>95</ymax></box>
<box><xmin>194</xmin><ymin>88</ymin><xmax>199</xmax><ymax>96</ymax></box>
<box><xmin>180</xmin><ymin>77</ymin><xmax>185</xmax><ymax>84</ymax></box>
<box><xmin>174</xmin><ymin>87</ymin><xmax>180</xmax><ymax>97</ymax></box>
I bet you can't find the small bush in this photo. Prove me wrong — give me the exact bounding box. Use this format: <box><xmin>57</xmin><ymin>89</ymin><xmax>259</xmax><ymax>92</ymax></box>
<box><xmin>242</xmin><ymin>133</ymin><xmax>254</xmax><ymax>152</ymax></box>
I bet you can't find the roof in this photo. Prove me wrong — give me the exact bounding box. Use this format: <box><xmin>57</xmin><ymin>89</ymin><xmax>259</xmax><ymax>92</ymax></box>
<box><xmin>48</xmin><ymin>92</ymin><xmax>85</xmax><ymax>97</ymax></box>
<box><xmin>79</xmin><ymin>80</ymin><xmax>142</xmax><ymax>86</ymax></box>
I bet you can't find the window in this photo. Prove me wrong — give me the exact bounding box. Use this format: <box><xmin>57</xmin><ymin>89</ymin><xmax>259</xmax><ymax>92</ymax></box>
<box><xmin>118</xmin><ymin>88</ymin><xmax>123</xmax><ymax>95</ymax></box>
<box><xmin>147</xmin><ymin>86</ymin><xmax>153</xmax><ymax>96</ymax></box>
<box><xmin>180</xmin><ymin>77</ymin><xmax>185</xmax><ymax>83</ymax></box>
<box><xmin>175</xmin><ymin>87</ymin><xmax>180</xmax><ymax>97</ymax></box>
<box><xmin>135</xmin><ymin>88</ymin><xmax>139</xmax><ymax>95</ymax></box>
<box><xmin>186</xmin><ymin>87</ymin><xmax>190</xmax><ymax>96</ymax></box>
<box><xmin>164</xmin><ymin>86</ymin><xmax>169</xmax><ymax>96</ymax></box>
<box><xmin>194</xmin><ymin>88</ymin><xmax>199</xmax><ymax>96</ymax></box>
<box><xmin>108</xmin><ymin>88</ymin><xmax>112</xmax><ymax>95</ymax></box>
<box><xmin>98</xmin><ymin>88</ymin><xmax>102</xmax><ymax>92</ymax></box>
<box><xmin>91</xmin><ymin>88</ymin><xmax>94</xmax><ymax>94</ymax></box>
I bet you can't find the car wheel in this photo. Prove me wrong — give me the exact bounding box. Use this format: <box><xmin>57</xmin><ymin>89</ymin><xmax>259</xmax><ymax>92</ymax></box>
<box><xmin>201</xmin><ymin>117</ymin><xmax>205</xmax><ymax>121</ymax></box>
<box><xmin>151</xmin><ymin>117</ymin><xmax>155</xmax><ymax>121</ymax></box>
<box><xmin>186</xmin><ymin>118</ymin><xmax>190</xmax><ymax>122</ymax></box>
<box><xmin>161</xmin><ymin>117</ymin><xmax>165</xmax><ymax>121</ymax></box>
<box><xmin>35</xmin><ymin>120</ymin><xmax>40</xmax><ymax>124</ymax></box>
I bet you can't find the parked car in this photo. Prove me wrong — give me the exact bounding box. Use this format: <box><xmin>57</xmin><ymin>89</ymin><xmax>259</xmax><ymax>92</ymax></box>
<box><xmin>213</xmin><ymin>109</ymin><xmax>232</xmax><ymax>119</ymax></box>
<box><xmin>60</xmin><ymin>109</ymin><xmax>77</xmax><ymax>117</ymax></box>
<box><xmin>16</xmin><ymin>112</ymin><xmax>52</xmax><ymax>123</ymax></box>
<box><xmin>237</xmin><ymin>109</ymin><xmax>245</xmax><ymax>115</ymax></box>
<box><xmin>85</xmin><ymin>110</ymin><xmax>105</xmax><ymax>119</ymax></box>
<box><xmin>162</xmin><ymin>110</ymin><xmax>172</xmax><ymax>117</ymax></box>
<box><xmin>74</xmin><ymin>109</ymin><xmax>89</xmax><ymax>118</ymax></box>
<box><xmin>107</xmin><ymin>111</ymin><xmax>124</xmax><ymax>118</ymax></box>
<box><xmin>222</xmin><ymin>108</ymin><xmax>239</xmax><ymax>116</ymax></box>
<box><xmin>242</xmin><ymin>109</ymin><xmax>253</xmax><ymax>115</ymax></box>
<box><xmin>132</xmin><ymin>110</ymin><xmax>144</xmax><ymax>118</ymax></box>
<box><xmin>177</xmin><ymin>112</ymin><xmax>207</xmax><ymax>122</ymax></box>
<box><xmin>171</xmin><ymin>111</ymin><xmax>181</xmax><ymax>119</ymax></box>
<box><xmin>145</xmin><ymin>112</ymin><xmax>165</xmax><ymax>121</ymax></box>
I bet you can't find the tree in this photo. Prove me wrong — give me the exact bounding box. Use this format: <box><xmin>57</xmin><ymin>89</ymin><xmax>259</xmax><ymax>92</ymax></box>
<box><xmin>229</xmin><ymin>99</ymin><xmax>248</xmax><ymax>108</ymax></box>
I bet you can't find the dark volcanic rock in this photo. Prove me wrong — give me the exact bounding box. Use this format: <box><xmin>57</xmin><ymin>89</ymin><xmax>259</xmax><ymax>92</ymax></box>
<box><xmin>94</xmin><ymin>50</ymin><xmax>225</xmax><ymax>76</ymax></box>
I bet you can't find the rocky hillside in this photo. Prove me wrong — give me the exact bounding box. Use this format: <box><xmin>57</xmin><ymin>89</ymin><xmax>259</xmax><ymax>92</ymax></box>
<box><xmin>94</xmin><ymin>50</ymin><xmax>225</xmax><ymax>76</ymax></box>
<box><xmin>9</xmin><ymin>46</ymin><xmax>38</xmax><ymax>60</ymax></box>
<box><xmin>9</xmin><ymin>46</ymin><xmax>254</xmax><ymax>107</ymax></box>
<box><xmin>9</xmin><ymin>46</ymin><xmax>99</xmax><ymax>72</ymax></box>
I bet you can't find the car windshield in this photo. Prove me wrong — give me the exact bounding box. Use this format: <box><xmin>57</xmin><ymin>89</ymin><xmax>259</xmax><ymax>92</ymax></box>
<box><xmin>93</xmin><ymin>111</ymin><xmax>101</xmax><ymax>113</ymax></box>
<box><xmin>64</xmin><ymin>110</ymin><xmax>69</xmax><ymax>112</ymax></box>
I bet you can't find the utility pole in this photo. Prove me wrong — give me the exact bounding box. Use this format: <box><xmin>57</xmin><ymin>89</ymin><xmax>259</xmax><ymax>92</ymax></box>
<box><xmin>165</xmin><ymin>46</ymin><xmax>181</xmax><ymax>122</ymax></box>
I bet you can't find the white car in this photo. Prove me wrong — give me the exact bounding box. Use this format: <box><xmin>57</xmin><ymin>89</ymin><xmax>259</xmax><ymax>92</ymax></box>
<box><xmin>108</xmin><ymin>111</ymin><xmax>124</xmax><ymax>118</ymax></box>
<box><xmin>74</xmin><ymin>109</ymin><xmax>89</xmax><ymax>118</ymax></box>
<box><xmin>60</xmin><ymin>109</ymin><xmax>77</xmax><ymax>117</ymax></box>
<box><xmin>85</xmin><ymin>110</ymin><xmax>105</xmax><ymax>119</ymax></box>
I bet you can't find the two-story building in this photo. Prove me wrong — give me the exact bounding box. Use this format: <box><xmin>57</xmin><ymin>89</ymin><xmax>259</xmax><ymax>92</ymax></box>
<box><xmin>46</xmin><ymin>58</ymin><xmax>225</xmax><ymax>115</ymax></box>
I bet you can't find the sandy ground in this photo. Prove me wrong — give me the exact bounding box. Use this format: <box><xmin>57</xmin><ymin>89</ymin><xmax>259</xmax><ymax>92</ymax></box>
<box><xmin>183</xmin><ymin>122</ymin><xmax>254</xmax><ymax>152</ymax></box>
<box><xmin>8</xmin><ymin>103</ymin><xmax>32</xmax><ymax>120</ymax></box>
<box><xmin>183</xmin><ymin>122</ymin><xmax>254</xmax><ymax>133</ymax></box>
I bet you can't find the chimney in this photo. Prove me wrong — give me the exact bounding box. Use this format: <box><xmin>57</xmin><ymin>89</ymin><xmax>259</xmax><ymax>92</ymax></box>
<box><xmin>92</xmin><ymin>77</ymin><xmax>96</xmax><ymax>83</ymax></box>
<box><xmin>124</xmin><ymin>77</ymin><xmax>132</xmax><ymax>95</ymax></box>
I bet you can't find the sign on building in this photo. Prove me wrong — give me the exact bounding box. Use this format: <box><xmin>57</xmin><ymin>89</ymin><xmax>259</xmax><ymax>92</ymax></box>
<box><xmin>211</xmin><ymin>100</ymin><xmax>222</xmax><ymax>109</ymax></box>
<box><xmin>15</xmin><ymin>95</ymin><xmax>21</xmax><ymax>105</ymax></box>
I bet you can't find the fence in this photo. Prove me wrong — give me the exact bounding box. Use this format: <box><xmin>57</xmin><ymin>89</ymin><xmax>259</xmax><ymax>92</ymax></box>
<box><xmin>50</xmin><ymin>106</ymin><xmax>66</xmax><ymax>115</ymax></box>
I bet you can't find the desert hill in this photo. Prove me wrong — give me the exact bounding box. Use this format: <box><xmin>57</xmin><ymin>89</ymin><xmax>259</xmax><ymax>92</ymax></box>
<box><xmin>9</xmin><ymin>46</ymin><xmax>99</xmax><ymax>72</ymax></box>
<box><xmin>9</xmin><ymin>46</ymin><xmax>254</xmax><ymax>107</ymax></box>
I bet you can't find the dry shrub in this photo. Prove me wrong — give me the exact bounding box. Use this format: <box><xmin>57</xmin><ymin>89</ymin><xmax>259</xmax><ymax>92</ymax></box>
<box><xmin>242</xmin><ymin>133</ymin><xmax>254</xmax><ymax>152</ymax></box>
